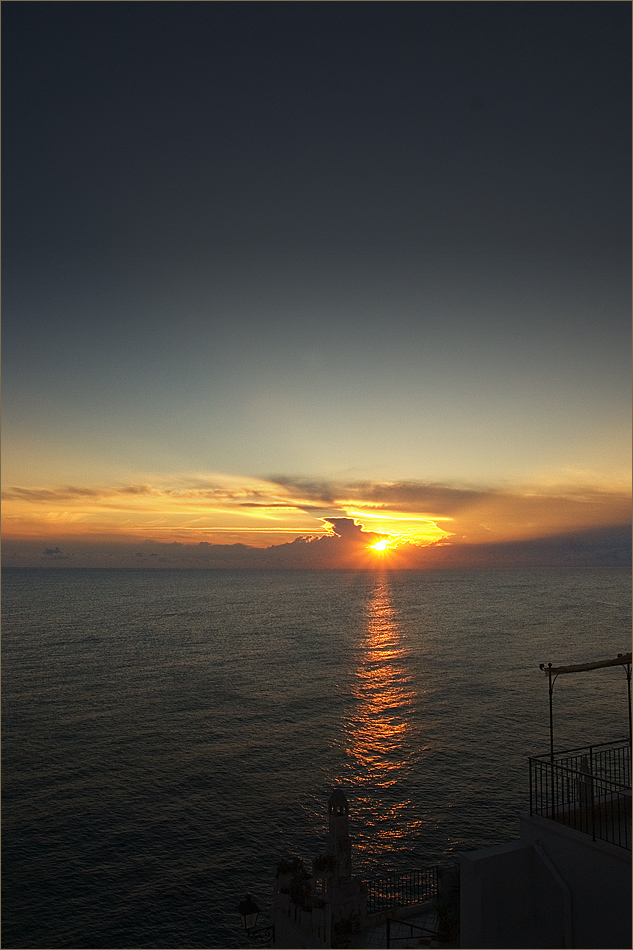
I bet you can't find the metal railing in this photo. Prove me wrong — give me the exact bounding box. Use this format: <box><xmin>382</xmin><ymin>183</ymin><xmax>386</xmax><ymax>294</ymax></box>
<box><xmin>364</xmin><ymin>867</ymin><xmax>439</xmax><ymax>914</ymax></box>
<box><xmin>529</xmin><ymin>739</ymin><xmax>631</xmax><ymax>850</ymax></box>
<box><xmin>384</xmin><ymin>916</ymin><xmax>440</xmax><ymax>947</ymax></box>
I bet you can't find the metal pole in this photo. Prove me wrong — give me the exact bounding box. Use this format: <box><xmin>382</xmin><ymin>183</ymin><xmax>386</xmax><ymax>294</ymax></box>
<box><xmin>547</xmin><ymin>664</ymin><xmax>554</xmax><ymax>763</ymax></box>
<box><xmin>540</xmin><ymin>663</ymin><xmax>555</xmax><ymax>761</ymax></box>
<box><xmin>542</xmin><ymin>663</ymin><xmax>556</xmax><ymax>819</ymax></box>
<box><xmin>590</xmin><ymin>754</ymin><xmax>596</xmax><ymax>842</ymax></box>
<box><xmin>626</xmin><ymin>661</ymin><xmax>631</xmax><ymax>750</ymax></box>
<box><xmin>616</xmin><ymin>654</ymin><xmax>632</xmax><ymax>751</ymax></box>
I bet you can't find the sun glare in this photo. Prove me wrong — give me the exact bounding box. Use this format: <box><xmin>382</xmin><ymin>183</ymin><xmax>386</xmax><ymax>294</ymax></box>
<box><xmin>370</xmin><ymin>539</ymin><xmax>390</xmax><ymax>552</ymax></box>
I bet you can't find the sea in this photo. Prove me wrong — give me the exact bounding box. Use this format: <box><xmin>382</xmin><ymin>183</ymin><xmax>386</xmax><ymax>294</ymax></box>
<box><xmin>2</xmin><ymin>566</ymin><xmax>631</xmax><ymax>948</ymax></box>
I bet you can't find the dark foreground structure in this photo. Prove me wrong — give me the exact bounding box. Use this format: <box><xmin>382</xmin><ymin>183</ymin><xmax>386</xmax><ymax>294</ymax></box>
<box><xmin>460</xmin><ymin>653</ymin><xmax>631</xmax><ymax>949</ymax></box>
<box><xmin>244</xmin><ymin>654</ymin><xmax>631</xmax><ymax>948</ymax></box>
<box><xmin>270</xmin><ymin>788</ymin><xmax>458</xmax><ymax>948</ymax></box>
<box><xmin>461</xmin><ymin>735</ymin><xmax>631</xmax><ymax>949</ymax></box>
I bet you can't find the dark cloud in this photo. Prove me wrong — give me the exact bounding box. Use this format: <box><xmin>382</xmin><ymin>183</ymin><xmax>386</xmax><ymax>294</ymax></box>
<box><xmin>3</xmin><ymin>484</ymin><xmax>154</xmax><ymax>502</ymax></box>
<box><xmin>6</xmin><ymin>523</ymin><xmax>628</xmax><ymax>570</ymax></box>
<box><xmin>4</xmin><ymin>486</ymin><xmax>99</xmax><ymax>501</ymax></box>
<box><xmin>414</xmin><ymin>525</ymin><xmax>633</xmax><ymax>570</ymax></box>
<box><xmin>325</xmin><ymin>518</ymin><xmax>379</xmax><ymax>540</ymax></box>
<box><xmin>237</xmin><ymin>503</ymin><xmax>298</xmax><ymax>509</ymax></box>
<box><xmin>337</xmin><ymin>480</ymin><xmax>496</xmax><ymax>514</ymax></box>
<box><xmin>264</xmin><ymin>475</ymin><xmax>498</xmax><ymax>515</ymax></box>
<box><xmin>267</xmin><ymin>476</ymin><xmax>338</xmax><ymax>505</ymax></box>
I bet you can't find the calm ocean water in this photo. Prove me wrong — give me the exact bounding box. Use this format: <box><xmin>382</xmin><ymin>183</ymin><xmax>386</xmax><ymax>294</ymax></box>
<box><xmin>2</xmin><ymin>567</ymin><xmax>630</xmax><ymax>948</ymax></box>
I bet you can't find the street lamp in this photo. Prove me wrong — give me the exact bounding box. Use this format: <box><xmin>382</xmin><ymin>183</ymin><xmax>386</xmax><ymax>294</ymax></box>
<box><xmin>238</xmin><ymin>893</ymin><xmax>274</xmax><ymax>944</ymax></box>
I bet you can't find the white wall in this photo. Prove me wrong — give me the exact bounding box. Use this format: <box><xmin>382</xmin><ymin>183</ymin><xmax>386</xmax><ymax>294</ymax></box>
<box><xmin>520</xmin><ymin>814</ymin><xmax>631</xmax><ymax>950</ymax></box>
<box><xmin>460</xmin><ymin>815</ymin><xmax>631</xmax><ymax>949</ymax></box>
<box><xmin>460</xmin><ymin>839</ymin><xmax>551</xmax><ymax>949</ymax></box>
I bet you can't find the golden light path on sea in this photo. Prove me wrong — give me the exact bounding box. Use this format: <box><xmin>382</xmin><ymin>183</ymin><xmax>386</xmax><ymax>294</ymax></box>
<box><xmin>339</xmin><ymin>575</ymin><xmax>427</xmax><ymax>864</ymax></box>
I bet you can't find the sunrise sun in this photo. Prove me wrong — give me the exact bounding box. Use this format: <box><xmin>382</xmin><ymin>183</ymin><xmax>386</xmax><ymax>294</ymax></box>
<box><xmin>369</xmin><ymin>539</ymin><xmax>390</xmax><ymax>552</ymax></box>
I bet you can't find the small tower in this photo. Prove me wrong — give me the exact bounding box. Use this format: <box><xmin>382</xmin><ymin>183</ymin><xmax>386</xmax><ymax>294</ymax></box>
<box><xmin>273</xmin><ymin>788</ymin><xmax>367</xmax><ymax>947</ymax></box>
<box><xmin>325</xmin><ymin>787</ymin><xmax>352</xmax><ymax>881</ymax></box>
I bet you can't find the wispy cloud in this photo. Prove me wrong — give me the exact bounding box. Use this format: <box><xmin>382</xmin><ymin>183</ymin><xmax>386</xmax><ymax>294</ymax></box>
<box><xmin>2</xmin><ymin>473</ymin><xmax>630</xmax><ymax>564</ymax></box>
<box><xmin>272</xmin><ymin>476</ymin><xmax>495</xmax><ymax>514</ymax></box>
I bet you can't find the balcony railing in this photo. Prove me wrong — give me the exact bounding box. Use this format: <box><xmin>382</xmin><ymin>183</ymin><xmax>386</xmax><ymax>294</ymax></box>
<box><xmin>364</xmin><ymin>867</ymin><xmax>440</xmax><ymax>915</ymax></box>
<box><xmin>529</xmin><ymin>739</ymin><xmax>631</xmax><ymax>850</ymax></box>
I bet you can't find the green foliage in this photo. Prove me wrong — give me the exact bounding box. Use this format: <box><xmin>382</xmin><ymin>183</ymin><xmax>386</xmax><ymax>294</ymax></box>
<box><xmin>433</xmin><ymin>894</ymin><xmax>460</xmax><ymax>943</ymax></box>
<box><xmin>433</xmin><ymin>866</ymin><xmax>461</xmax><ymax>942</ymax></box>
<box><xmin>313</xmin><ymin>854</ymin><xmax>337</xmax><ymax>876</ymax></box>
<box><xmin>276</xmin><ymin>855</ymin><xmax>305</xmax><ymax>878</ymax></box>
<box><xmin>276</xmin><ymin>854</ymin><xmax>312</xmax><ymax>909</ymax></box>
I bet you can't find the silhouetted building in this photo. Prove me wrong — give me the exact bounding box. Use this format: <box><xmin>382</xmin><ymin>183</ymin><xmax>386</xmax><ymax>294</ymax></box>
<box><xmin>273</xmin><ymin>788</ymin><xmax>368</xmax><ymax>947</ymax></box>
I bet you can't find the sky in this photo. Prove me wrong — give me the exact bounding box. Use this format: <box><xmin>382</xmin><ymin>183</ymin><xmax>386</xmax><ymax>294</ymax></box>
<box><xmin>2</xmin><ymin>1</ymin><xmax>631</xmax><ymax>569</ymax></box>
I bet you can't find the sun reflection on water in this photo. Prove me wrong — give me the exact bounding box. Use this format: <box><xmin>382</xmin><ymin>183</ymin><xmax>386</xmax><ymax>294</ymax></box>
<box><xmin>348</xmin><ymin>583</ymin><xmax>415</xmax><ymax>786</ymax></box>
<box><xmin>340</xmin><ymin>574</ymin><xmax>427</xmax><ymax>868</ymax></box>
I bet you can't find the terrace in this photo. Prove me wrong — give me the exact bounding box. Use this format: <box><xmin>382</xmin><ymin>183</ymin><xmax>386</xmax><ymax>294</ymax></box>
<box><xmin>530</xmin><ymin>652</ymin><xmax>632</xmax><ymax>851</ymax></box>
<box><xmin>461</xmin><ymin>653</ymin><xmax>632</xmax><ymax>949</ymax></box>
<box><xmin>529</xmin><ymin>738</ymin><xmax>631</xmax><ymax>850</ymax></box>
<box><xmin>268</xmin><ymin>654</ymin><xmax>631</xmax><ymax>948</ymax></box>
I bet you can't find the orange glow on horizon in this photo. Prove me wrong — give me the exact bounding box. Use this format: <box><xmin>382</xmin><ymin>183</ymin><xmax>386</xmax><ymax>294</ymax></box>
<box><xmin>2</xmin><ymin>472</ymin><xmax>631</xmax><ymax>564</ymax></box>
<box><xmin>344</xmin><ymin>507</ymin><xmax>453</xmax><ymax>545</ymax></box>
